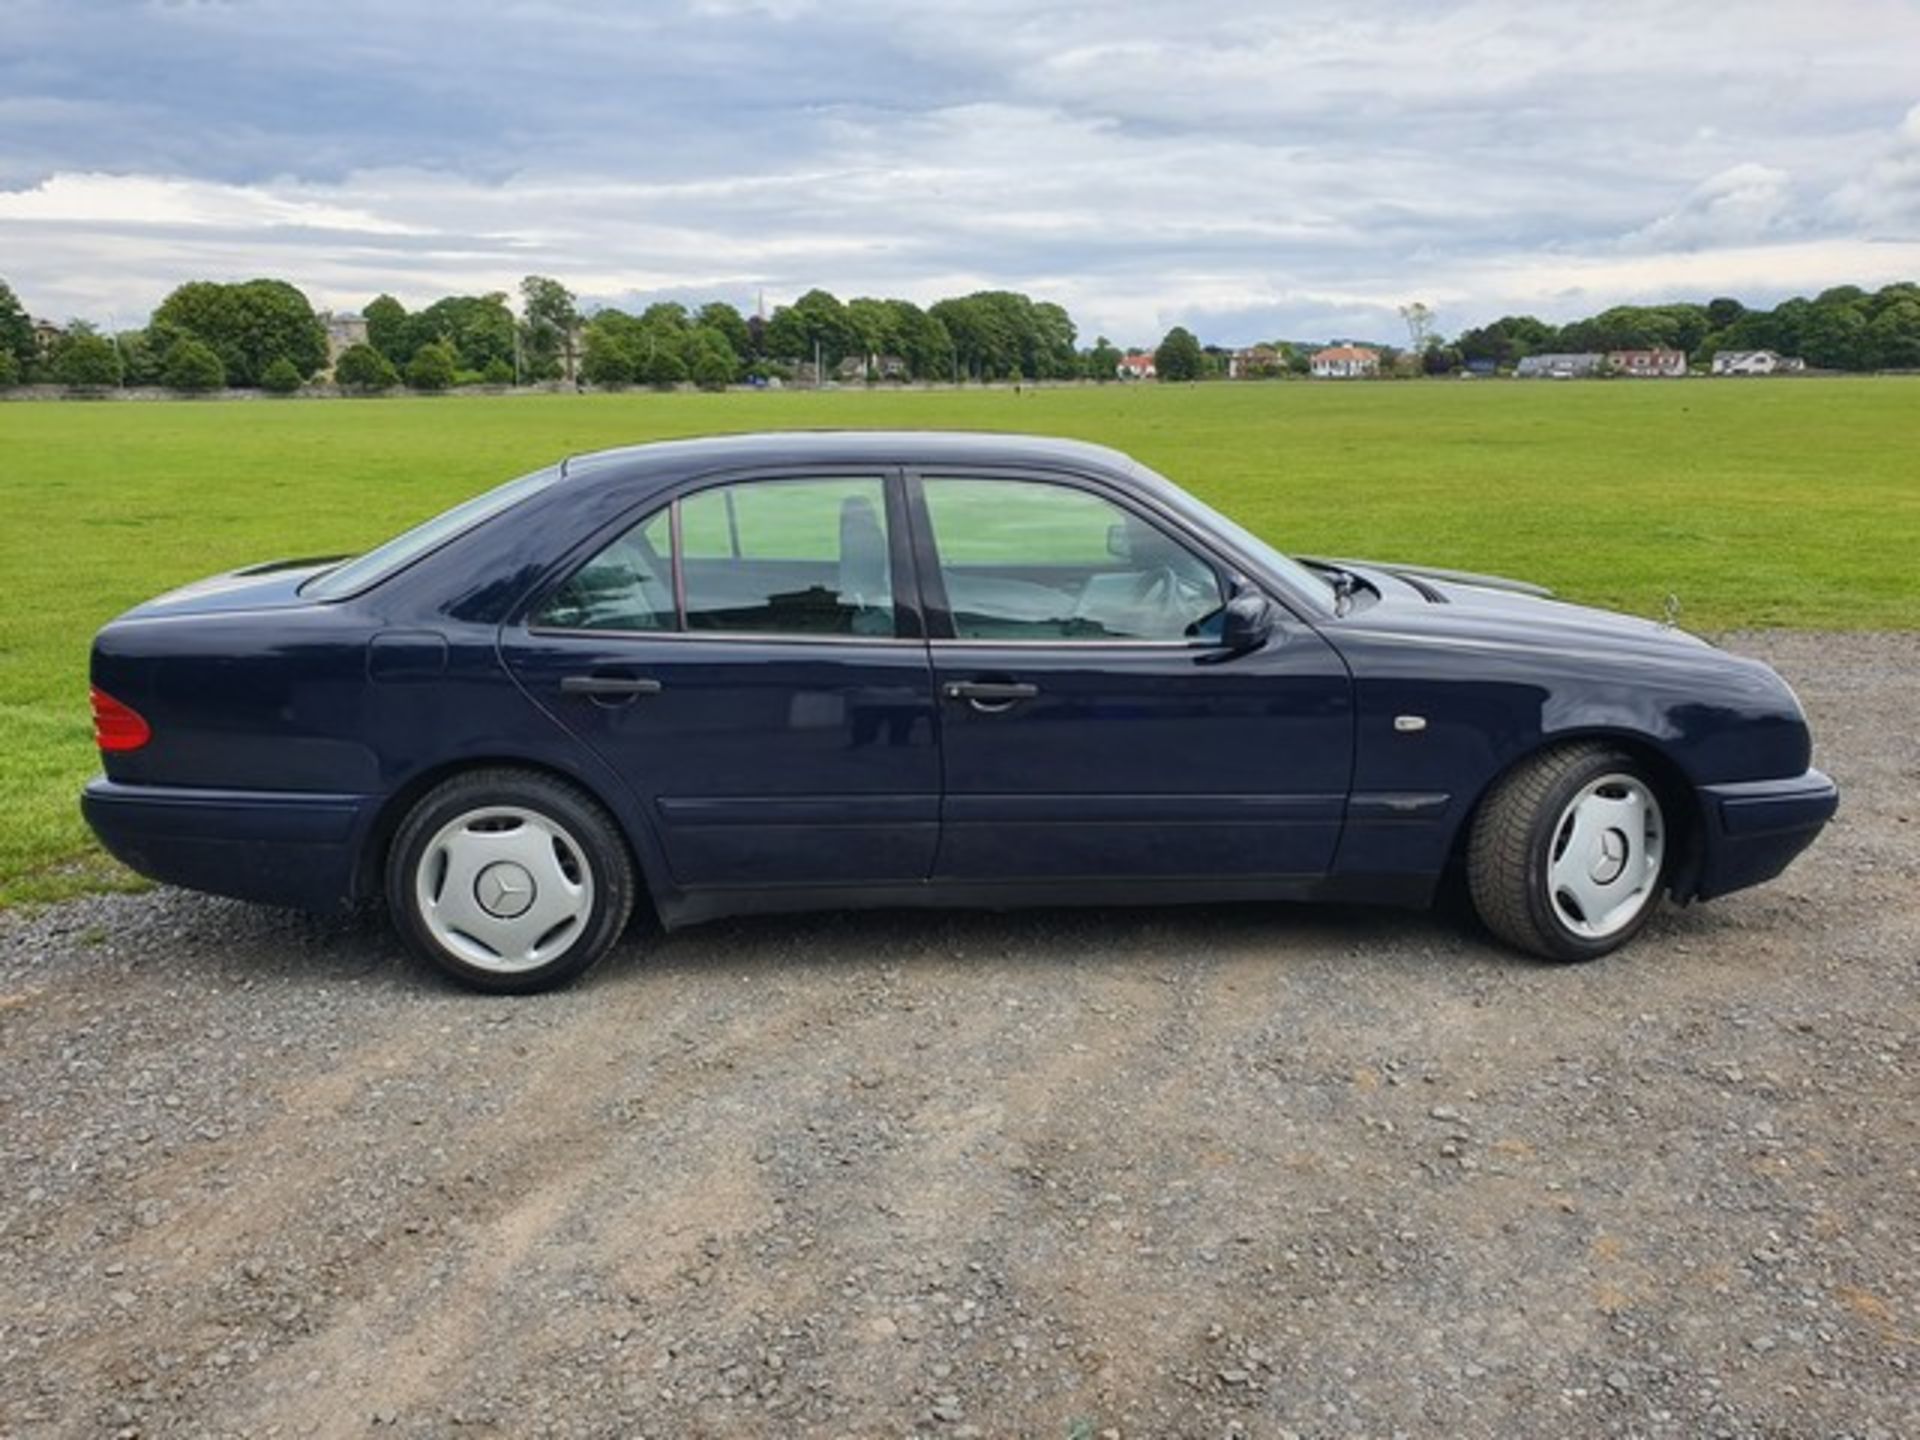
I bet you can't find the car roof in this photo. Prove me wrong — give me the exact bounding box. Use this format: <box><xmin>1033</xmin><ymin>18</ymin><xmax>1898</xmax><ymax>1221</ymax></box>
<box><xmin>560</xmin><ymin>429</ymin><xmax>1142</xmax><ymax>483</ymax></box>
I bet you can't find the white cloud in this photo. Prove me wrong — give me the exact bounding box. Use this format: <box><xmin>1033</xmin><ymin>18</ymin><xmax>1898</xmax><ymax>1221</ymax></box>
<box><xmin>1829</xmin><ymin>102</ymin><xmax>1920</xmax><ymax>234</ymax></box>
<box><xmin>1464</xmin><ymin>237</ymin><xmax>1920</xmax><ymax>311</ymax></box>
<box><xmin>1627</xmin><ymin>163</ymin><xmax>1798</xmax><ymax>250</ymax></box>
<box><xmin>0</xmin><ymin>172</ymin><xmax>426</xmax><ymax>236</ymax></box>
<box><xmin>2</xmin><ymin>2</ymin><xmax>1919</xmax><ymax>342</ymax></box>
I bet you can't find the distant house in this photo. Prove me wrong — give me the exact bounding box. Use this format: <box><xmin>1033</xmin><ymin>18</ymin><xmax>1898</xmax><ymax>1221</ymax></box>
<box><xmin>1117</xmin><ymin>351</ymin><xmax>1156</xmax><ymax>380</ymax></box>
<box><xmin>1228</xmin><ymin>344</ymin><xmax>1283</xmax><ymax>379</ymax></box>
<box><xmin>1608</xmin><ymin>348</ymin><xmax>1687</xmax><ymax>378</ymax></box>
<box><xmin>1310</xmin><ymin>344</ymin><xmax>1378</xmax><ymax>378</ymax></box>
<box><xmin>836</xmin><ymin>354</ymin><xmax>910</xmax><ymax>382</ymax></box>
<box><xmin>1515</xmin><ymin>352</ymin><xmax>1604</xmax><ymax>379</ymax></box>
<box><xmin>321</xmin><ymin>312</ymin><xmax>369</xmax><ymax>373</ymax></box>
<box><xmin>1711</xmin><ymin>349</ymin><xmax>1804</xmax><ymax>376</ymax></box>
<box><xmin>31</xmin><ymin>318</ymin><xmax>63</xmax><ymax>357</ymax></box>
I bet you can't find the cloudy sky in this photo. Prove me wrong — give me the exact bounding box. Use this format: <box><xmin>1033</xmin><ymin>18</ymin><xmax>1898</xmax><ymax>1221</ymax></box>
<box><xmin>3</xmin><ymin>0</ymin><xmax>1919</xmax><ymax>345</ymax></box>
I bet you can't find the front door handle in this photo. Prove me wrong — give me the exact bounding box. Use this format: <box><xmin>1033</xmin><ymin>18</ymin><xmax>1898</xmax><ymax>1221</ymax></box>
<box><xmin>559</xmin><ymin>674</ymin><xmax>663</xmax><ymax>701</ymax></box>
<box><xmin>942</xmin><ymin>680</ymin><xmax>1039</xmax><ymax>712</ymax></box>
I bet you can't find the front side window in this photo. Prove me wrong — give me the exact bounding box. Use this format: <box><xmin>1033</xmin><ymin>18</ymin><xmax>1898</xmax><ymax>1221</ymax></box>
<box><xmin>922</xmin><ymin>478</ymin><xmax>1225</xmax><ymax>641</ymax></box>
<box><xmin>534</xmin><ymin>475</ymin><xmax>895</xmax><ymax>638</ymax></box>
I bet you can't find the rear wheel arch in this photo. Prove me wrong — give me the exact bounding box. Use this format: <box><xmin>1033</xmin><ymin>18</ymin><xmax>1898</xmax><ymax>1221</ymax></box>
<box><xmin>355</xmin><ymin>755</ymin><xmax>660</xmax><ymax>917</ymax></box>
<box><xmin>384</xmin><ymin>767</ymin><xmax>636</xmax><ymax>991</ymax></box>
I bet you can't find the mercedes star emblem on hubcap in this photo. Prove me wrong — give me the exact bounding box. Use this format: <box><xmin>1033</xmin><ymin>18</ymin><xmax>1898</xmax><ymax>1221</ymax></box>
<box><xmin>1589</xmin><ymin>829</ymin><xmax>1629</xmax><ymax>886</ymax></box>
<box><xmin>474</xmin><ymin>861</ymin><xmax>536</xmax><ymax>919</ymax></box>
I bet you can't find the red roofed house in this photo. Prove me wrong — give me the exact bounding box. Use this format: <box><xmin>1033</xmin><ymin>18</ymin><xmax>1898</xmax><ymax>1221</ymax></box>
<box><xmin>1310</xmin><ymin>344</ymin><xmax>1379</xmax><ymax>378</ymax></box>
<box><xmin>1117</xmin><ymin>351</ymin><xmax>1156</xmax><ymax>380</ymax></box>
<box><xmin>1608</xmin><ymin>348</ymin><xmax>1687</xmax><ymax>378</ymax></box>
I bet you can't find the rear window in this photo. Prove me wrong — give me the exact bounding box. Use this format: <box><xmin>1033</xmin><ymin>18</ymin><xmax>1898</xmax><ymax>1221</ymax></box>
<box><xmin>300</xmin><ymin>466</ymin><xmax>562</xmax><ymax>600</ymax></box>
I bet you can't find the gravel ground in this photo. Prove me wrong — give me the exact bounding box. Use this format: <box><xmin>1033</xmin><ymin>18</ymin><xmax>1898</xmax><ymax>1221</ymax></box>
<box><xmin>1</xmin><ymin>630</ymin><xmax>1915</xmax><ymax>1440</ymax></box>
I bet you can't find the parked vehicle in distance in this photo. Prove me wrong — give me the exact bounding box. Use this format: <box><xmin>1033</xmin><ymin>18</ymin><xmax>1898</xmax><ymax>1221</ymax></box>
<box><xmin>83</xmin><ymin>432</ymin><xmax>1837</xmax><ymax>991</ymax></box>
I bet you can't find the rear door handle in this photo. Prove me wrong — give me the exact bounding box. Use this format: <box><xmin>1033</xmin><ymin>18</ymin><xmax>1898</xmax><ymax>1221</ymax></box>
<box><xmin>559</xmin><ymin>675</ymin><xmax>663</xmax><ymax>699</ymax></box>
<box><xmin>942</xmin><ymin>680</ymin><xmax>1039</xmax><ymax>712</ymax></box>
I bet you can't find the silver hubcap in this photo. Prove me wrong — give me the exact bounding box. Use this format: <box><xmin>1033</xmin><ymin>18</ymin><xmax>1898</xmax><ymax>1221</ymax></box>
<box><xmin>415</xmin><ymin>806</ymin><xmax>595</xmax><ymax>973</ymax></box>
<box><xmin>1547</xmin><ymin>774</ymin><xmax>1665</xmax><ymax>939</ymax></box>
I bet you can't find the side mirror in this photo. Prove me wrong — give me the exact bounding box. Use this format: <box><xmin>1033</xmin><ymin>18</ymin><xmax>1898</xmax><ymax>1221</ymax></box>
<box><xmin>1217</xmin><ymin>588</ymin><xmax>1277</xmax><ymax>655</ymax></box>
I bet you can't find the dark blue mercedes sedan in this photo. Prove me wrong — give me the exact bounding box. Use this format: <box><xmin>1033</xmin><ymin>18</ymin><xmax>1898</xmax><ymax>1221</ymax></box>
<box><xmin>83</xmin><ymin>431</ymin><xmax>1836</xmax><ymax>991</ymax></box>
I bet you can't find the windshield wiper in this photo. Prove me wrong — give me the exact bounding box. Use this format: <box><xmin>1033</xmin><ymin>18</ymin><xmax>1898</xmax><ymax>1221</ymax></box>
<box><xmin>1330</xmin><ymin>568</ymin><xmax>1359</xmax><ymax>616</ymax></box>
<box><xmin>1300</xmin><ymin>557</ymin><xmax>1359</xmax><ymax>615</ymax></box>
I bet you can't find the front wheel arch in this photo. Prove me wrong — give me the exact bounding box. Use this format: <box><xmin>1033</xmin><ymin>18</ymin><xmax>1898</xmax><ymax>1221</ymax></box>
<box><xmin>1466</xmin><ymin>741</ymin><xmax>1678</xmax><ymax>960</ymax></box>
<box><xmin>1445</xmin><ymin>731</ymin><xmax>1705</xmax><ymax>904</ymax></box>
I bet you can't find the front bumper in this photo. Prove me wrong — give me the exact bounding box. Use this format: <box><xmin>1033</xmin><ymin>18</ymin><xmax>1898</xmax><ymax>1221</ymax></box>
<box><xmin>81</xmin><ymin>778</ymin><xmax>371</xmax><ymax>910</ymax></box>
<box><xmin>1692</xmin><ymin>768</ymin><xmax>1838</xmax><ymax>900</ymax></box>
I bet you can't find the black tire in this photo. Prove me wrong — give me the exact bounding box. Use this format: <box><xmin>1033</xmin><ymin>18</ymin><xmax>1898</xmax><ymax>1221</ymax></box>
<box><xmin>1467</xmin><ymin>743</ymin><xmax>1668</xmax><ymax>963</ymax></box>
<box><xmin>385</xmin><ymin>767</ymin><xmax>637</xmax><ymax>993</ymax></box>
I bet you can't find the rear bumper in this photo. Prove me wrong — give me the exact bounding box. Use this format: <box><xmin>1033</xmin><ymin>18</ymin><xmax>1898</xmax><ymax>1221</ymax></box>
<box><xmin>1692</xmin><ymin>768</ymin><xmax>1838</xmax><ymax>900</ymax></box>
<box><xmin>81</xmin><ymin>778</ymin><xmax>371</xmax><ymax>910</ymax></box>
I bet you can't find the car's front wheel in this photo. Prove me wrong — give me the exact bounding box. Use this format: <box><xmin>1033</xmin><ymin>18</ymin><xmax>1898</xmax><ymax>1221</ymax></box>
<box><xmin>1468</xmin><ymin>743</ymin><xmax>1668</xmax><ymax>962</ymax></box>
<box><xmin>386</xmin><ymin>768</ymin><xmax>636</xmax><ymax>992</ymax></box>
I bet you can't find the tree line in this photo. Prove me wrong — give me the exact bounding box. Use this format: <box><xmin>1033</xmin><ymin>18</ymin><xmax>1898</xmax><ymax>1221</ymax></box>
<box><xmin>1448</xmin><ymin>284</ymin><xmax>1920</xmax><ymax>373</ymax></box>
<box><xmin>570</xmin><ymin>287</ymin><xmax>1087</xmax><ymax>389</ymax></box>
<box><xmin>3</xmin><ymin>273</ymin><xmax>1918</xmax><ymax>394</ymax></box>
<box><xmin>0</xmin><ymin>274</ymin><xmax>1095</xmax><ymax>393</ymax></box>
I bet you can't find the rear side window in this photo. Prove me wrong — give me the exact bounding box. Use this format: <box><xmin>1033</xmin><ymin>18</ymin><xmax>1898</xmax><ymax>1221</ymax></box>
<box><xmin>534</xmin><ymin>475</ymin><xmax>895</xmax><ymax>638</ymax></box>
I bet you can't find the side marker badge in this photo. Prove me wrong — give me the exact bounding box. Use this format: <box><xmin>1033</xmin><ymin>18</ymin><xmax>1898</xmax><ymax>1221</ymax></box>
<box><xmin>1394</xmin><ymin>715</ymin><xmax>1428</xmax><ymax>733</ymax></box>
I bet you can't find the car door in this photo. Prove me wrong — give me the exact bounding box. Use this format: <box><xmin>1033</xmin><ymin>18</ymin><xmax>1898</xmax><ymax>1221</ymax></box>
<box><xmin>501</xmin><ymin>469</ymin><xmax>941</xmax><ymax>888</ymax></box>
<box><xmin>910</xmin><ymin>469</ymin><xmax>1352</xmax><ymax>881</ymax></box>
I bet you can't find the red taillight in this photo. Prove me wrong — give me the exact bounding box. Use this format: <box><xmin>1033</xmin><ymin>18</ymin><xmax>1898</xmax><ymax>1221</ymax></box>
<box><xmin>91</xmin><ymin>686</ymin><xmax>151</xmax><ymax>753</ymax></box>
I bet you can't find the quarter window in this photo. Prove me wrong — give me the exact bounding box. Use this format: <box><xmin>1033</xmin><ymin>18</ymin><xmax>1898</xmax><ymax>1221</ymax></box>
<box><xmin>922</xmin><ymin>478</ymin><xmax>1225</xmax><ymax>641</ymax></box>
<box><xmin>534</xmin><ymin>510</ymin><xmax>674</xmax><ymax>632</ymax></box>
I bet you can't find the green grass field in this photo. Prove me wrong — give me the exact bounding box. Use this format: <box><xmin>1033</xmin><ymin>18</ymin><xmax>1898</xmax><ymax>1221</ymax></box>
<box><xmin>3</xmin><ymin>378</ymin><xmax>1917</xmax><ymax>903</ymax></box>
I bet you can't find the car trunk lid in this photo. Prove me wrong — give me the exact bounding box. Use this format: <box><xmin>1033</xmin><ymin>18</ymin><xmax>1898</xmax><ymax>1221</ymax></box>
<box><xmin>118</xmin><ymin>556</ymin><xmax>346</xmax><ymax>620</ymax></box>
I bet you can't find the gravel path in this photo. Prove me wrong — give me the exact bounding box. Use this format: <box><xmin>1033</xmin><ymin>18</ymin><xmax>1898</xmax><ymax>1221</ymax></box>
<box><xmin>2</xmin><ymin>631</ymin><xmax>1915</xmax><ymax>1440</ymax></box>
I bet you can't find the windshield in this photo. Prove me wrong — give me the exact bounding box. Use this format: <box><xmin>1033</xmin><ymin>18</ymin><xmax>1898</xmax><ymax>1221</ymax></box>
<box><xmin>301</xmin><ymin>465</ymin><xmax>562</xmax><ymax>600</ymax></box>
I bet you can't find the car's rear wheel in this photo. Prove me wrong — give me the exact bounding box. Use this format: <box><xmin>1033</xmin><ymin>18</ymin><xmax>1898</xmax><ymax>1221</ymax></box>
<box><xmin>386</xmin><ymin>768</ymin><xmax>635</xmax><ymax>992</ymax></box>
<box><xmin>1468</xmin><ymin>743</ymin><xmax>1668</xmax><ymax>962</ymax></box>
